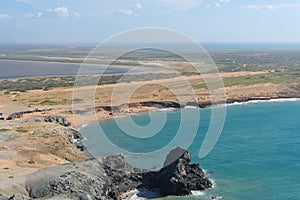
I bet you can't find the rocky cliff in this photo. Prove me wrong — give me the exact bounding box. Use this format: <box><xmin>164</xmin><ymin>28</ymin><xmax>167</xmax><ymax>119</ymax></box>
<box><xmin>1</xmin><ymin>147</ymin><xmax>212</xmax><ymax>200</ymax></box>
<box><xmin>142</xmin><ymin>147</ymin><xmax>212</xmax><ymax>196</ymax></box>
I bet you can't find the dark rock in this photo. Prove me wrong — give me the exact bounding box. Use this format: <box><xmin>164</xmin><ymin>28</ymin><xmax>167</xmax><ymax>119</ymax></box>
<box><xmin>95</xmin><ymin>101</ymin><xmax>182</xmax><ymax>113</ymax></box>
<box><xmin>44</xmin><ymin>115</ymin><xmax>71</xmax><ymax>127</ymax></box>
<box><xmin>102</xmin><ymin>154</ymin><xmax>143</xmax><ymax>200</ymax></box>
<box><xmin>74</xmin><ymin>141</ymin><xmax>86</xmax><ymax>152</ymax></box>
<box><xmin>141</xmin><ymin>171</ymin><xmax>157</xmax><ymax>189</ymax></box>
<box><xmin>6</xmin><ymin>113</ymin><xmax>22</xmax><ymax>120</ymax></box>
<box><xmin>33</xmin><ymin>118</ymin><xmax>42</xmax><ymax>123</ymax></box>
<box><xmin>26</xmin><ymin>155</ymin><xmax>143</xmax><ymax>200</ymax></box>
<box><xmin>163</xmin><ymin>147</ymin><xmax>191</xmax><ymax>167</ymax></box>
<box><xmin>6</xmin><ymin>109</ymin><xmax>51</xmax><ymax>120</ymax></box>
<box><xmin>25</xmin><ymin>147</ymin><xmax>212</xmax><ymax>200</ymax></box>
<box><xmin>142</xmin><ymin>147</ymin><xmax>212</xmax><ymax>196</ymax></box>
<box><xmin>65</xmin><ymin>128</ymin><xmax>83</xmax><ymax>142</ymax></box>
<box><xmin>185</xmin><ymin>101</ymin><xmax>200</xmax><ymax>107</ymax></box>
<box><xmin>102</xmin><ymin>154</ymin><xmax>133</xmax><ymax>173</ymax></box>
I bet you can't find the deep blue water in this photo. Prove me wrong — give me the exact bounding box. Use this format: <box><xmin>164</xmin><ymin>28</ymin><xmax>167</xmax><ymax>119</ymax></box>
<box><xmin>81</xmin><ymin>101</ymin><xmax>300</xmax><ymax>200</ymax></box>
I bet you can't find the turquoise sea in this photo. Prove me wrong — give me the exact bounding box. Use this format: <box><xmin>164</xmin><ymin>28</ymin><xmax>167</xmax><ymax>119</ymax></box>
<box><xmin>81</xmin><ymin>100</ymin><xmax>300</xmax><ymax>200</ymax></box>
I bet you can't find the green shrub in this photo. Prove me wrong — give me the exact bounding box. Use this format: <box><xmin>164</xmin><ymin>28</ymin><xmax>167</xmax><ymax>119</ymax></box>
<box><xmin>16</xmin><ymin>127</ymin><xmax>29</xmax><ymax>133</ymax></box>
<box><xmin>28</xmin><ymin>160</ymin><xmax>35</xmax><ymax>164</ymax></box>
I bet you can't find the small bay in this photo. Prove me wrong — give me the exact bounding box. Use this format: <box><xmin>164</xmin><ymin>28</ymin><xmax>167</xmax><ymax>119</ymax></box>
<box><xmin>81</xmin><ymin>100</ymin><xmax>300</xmax><ymax>200</ymax></box>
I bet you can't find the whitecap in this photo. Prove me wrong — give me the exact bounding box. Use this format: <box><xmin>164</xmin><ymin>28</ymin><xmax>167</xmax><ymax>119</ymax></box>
<box><xmin>210</xmin><ymin>179</ymin><xmax>217</xmax><ymax>188</ymax></box>
<box><xmin>184</xmin><ymin>105</ymin><xmax>199</xmax><ymax>109</ymax></box>
<box><xmin>203</xmin><ymin>169</ymin><xmax>214</xmax><ymax>175</ymax></box>
<box><xmin>263</xmin><ymin>98</ymin><xmax>300</xmax><ymax>102</ymax></box>
<box><xmin>154</xmin><ymin>107</ymin><xmax>176</xmax><ymax>112</ymax></box>
<box><xmin>191</xmin><ymin>190</ymin><xmax>205</xmax><ymax>196</ymax></box>
<box><xmin>226</xmin><ymin>98</ymin><xmax>300</xmax><ymax>107</ymax></box>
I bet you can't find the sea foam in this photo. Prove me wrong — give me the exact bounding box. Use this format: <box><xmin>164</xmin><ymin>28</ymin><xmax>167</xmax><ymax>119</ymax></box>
<box><xmin>191</xmin><ymin>190</ymin><xmax>205</xmax><ymax>196</ymax></box>
<box><xmin>184</xmin><ymin>105</ymin><xmax>199</xmax><ymax>109</ymax></box>
<box><xmin>125</xmin><ymin>188</ymin><xmax>160</xmax><ymax>200</ymax></box>
<box><xmin>154</xmin><ymin>107</ymin><xmax>176</xmax><ymax>112</ymax></box>
<box><xmin>227</xmin><ymin>98</ymin><xmax>300</xmax><ymax>107</ymax></box>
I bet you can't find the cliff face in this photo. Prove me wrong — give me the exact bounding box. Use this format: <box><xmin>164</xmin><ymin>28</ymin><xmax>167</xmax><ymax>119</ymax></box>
<box><xmin>2</xmin><ymin>148</ymin><xmax>212</xmax><ymax>200</ymax></box>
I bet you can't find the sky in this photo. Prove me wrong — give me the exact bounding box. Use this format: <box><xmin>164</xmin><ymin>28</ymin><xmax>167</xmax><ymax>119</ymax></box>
<box><xmin>1</xmin><ymin>0</ymin><xmax>300</xmax><ymax>43</ymax></box>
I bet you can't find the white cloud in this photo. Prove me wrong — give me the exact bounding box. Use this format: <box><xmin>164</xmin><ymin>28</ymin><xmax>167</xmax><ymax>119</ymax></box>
<box><xmin>158</xmin><ymin>0</ymin><xmax>202</xmax><ymax>12</ymax></box>
<box><xmin>101</xmin><ymin>10</ymin><xmax>112</xmax><ymax>17</ymax></box>
<box><xmin>207</xmin><ymin>0</ymin><xmax>231</xmax><ymax>8</ymax></box>
<box><xmin>219</xmin><ymin>0</ymin><xmax>230</xmax><ymax>3</ymax></box>
<box><xmin>117</xmin><ymin>9</ymin><xmax>133</xmax><ymax>15</ymax></box>
<box><xmin>36</xmin><ymin>12</ymin><xmax>42</xmax><ymax>18</ymax></box>
<box><xmin>214</xmin><ymin>2</ymin><xmax>220</xmax><ymax>7</ymax></box>
<box><xmin>0</xmin><ymin>14</ymin><xmax>10</xmax><ymax>20</ymax></box>
<box><xmin>243</xmin><ymin>3</ymin><xmax>300</xmax><ymax>11</ymax></box>
<box><xmin>73</xmin><ymin>12</ymin><xmax>81</xmax><ymax>18</ymax></box>
<box><xmin>47</xmin><ymin>6</ymin><xmax>69</xmax><ymax>17</ymax></box>
<box><xmin>23</xmin><ymin>12</ymin><xmax>42</xmax><ymax>18</ymax></box>
<box><xmin>243</xmin><ymin>5</ymin><xmax>274</xmax><ymax>11</ymax></box>
<box><xmin>12</xmin><ymin>0</ymin><xmax>31</xmax><ymax>4</ymax></box>
<box><xmin>136</xmin><ymin>3</ymin><xmax>143</xmax><ymax>9</ymax></box>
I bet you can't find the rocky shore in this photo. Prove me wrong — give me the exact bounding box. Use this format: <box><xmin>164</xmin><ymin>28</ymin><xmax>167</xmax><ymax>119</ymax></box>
<box><xmin>0</xmin><ymin>147</ymin><xmax>212</xmax><ymax>200</ymax></box>
<box><xmin>70</xmin><ymin>96</ymin><xmax>300</xmax><ymax>118</ymax></box>
<box><xmin>142</xmin><ymin>147</ymin><xmax>212</xmax><ymax>196</ymax></box>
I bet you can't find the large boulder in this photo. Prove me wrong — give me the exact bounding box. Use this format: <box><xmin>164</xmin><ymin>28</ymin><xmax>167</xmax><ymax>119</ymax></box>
<box><xmin>143</xmin><ymin>147</ymin><xmax>212</xmax><ymax>196</ymax></box>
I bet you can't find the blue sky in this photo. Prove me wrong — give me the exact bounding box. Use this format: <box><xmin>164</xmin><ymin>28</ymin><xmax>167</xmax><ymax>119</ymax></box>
<box><xmin>1</xmin><ymin>0</ymin><xmax>300</xmax><ymax>43</ymax></box>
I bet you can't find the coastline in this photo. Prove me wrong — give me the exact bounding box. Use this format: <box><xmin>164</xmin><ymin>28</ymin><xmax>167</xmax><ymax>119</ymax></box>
<box><xmin>1</xmin><ymin>75</ymin><xmax>300</xmax><ymax>198</ymax></box>
<box><xmin>76</xmin><ymin>96</ymin><xmax>300</xmax><ymax>129</ymax></box>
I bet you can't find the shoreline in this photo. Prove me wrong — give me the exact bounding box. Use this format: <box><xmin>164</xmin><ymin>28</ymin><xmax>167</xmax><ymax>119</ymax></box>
<box><xmin>76</xmin><ymin>96</ymin><xmax>300</xmax><ymax>130</ymax></box>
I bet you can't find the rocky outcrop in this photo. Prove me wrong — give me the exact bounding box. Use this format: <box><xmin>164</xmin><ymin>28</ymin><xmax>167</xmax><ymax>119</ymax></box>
<box><xmin>25</xmin><ymin>147</ymin><xmax>212</xmax><ymax>199</ymax></box>
<box><xmin>101</xmin><ymin>154</ymin><xmax>145</xmax><ymax>199</ymax></box>
<box><xmin>26</xmin><ymin>160</ymin><xmax>106</xmax><ymax>200</ymax></box>
<box><xmin>44</xmin><ymin>115</ymin><xmax>71</xmax><ymax>127</ymax></box>
<box><xmin>70</xmin><ymin>101</ymin><xmax>184</xmax><ymax>116</ymax></box>
<box><xmin>142</xmin><ymin>147</ymin><xmax>212</xmax><ymax>196</ymax></box>
<box><xmin>99</xmin><ymin>101</ymin><xmax>182</xmax><ymax>113</ymax></box>
<box><xmin>26</xmin><ymin>155</ymin><xmax>144</xmax><ymax>200</ymax></box>
<box><xmin>41</xmin><ymin>124</ymin><xmax>86</xmax><ymax>154</ymax></box>
<box><xmin>6</xmin><ymin>108</ymin><xmax>51</xmax><ymax>120</ymax></box>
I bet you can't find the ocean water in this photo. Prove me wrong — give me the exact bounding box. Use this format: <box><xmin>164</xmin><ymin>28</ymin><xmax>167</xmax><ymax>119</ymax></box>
<box><xmin>81</xmin><ymin>100</ymin><xmax>300</xmax><ymax>200</ymax></box>
<box><xmin>202</xmin><ymin>43</ymin><xmax>300</xmax><ymax>50</ymax></box>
